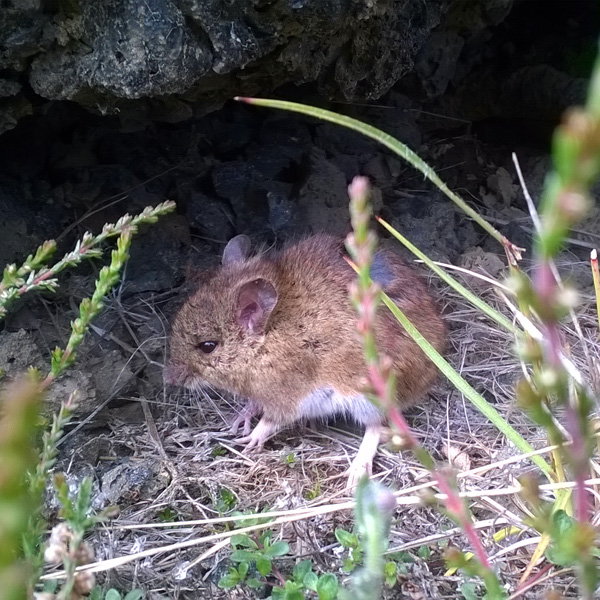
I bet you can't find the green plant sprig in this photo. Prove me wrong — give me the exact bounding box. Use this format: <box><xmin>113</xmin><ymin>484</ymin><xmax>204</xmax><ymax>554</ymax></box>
<box><xmin>44</xmin><ymin>229</ymin><xmax>132</xmax><ymax>386</ymax></box>
<box><xmin>337</xmin><ymin>479</ymin><xmax>396</xmax><ymax>600</ymax></box>
<box><xmin>0</xmin><ymin>379</ymin><xmax>43</xmax><ymax>600</ymax></box>
<box><xmin>0</xmin><ymin>201</ymin><xmax>175</xmax><ymax>321</ymax></box>
<box><xmin>509</xmin><ymin>41</ymin><xmax>600</xmax><ymax>598</ymax></box>
<box><xmin>0</xmin><ymin>201</ymin><xmax>176</xmax><ymax>595</ymax></box>
<box><xmin>41</xmin><ymin>201</ymin><xmax>175</xmax><ymax>385</ymax></box>
<box><xmin>345</xmin><ymin>176</ymin><xmax>506</xmax><ymax>599</ymax></box>
<box><xmin>44</xmin><ymin>475</ymin><xmax>118</xmax><ymax>600</ymax></box>
<box><xmin>22</xmin><ymin>391</ymin><xmax>80</xmax><ymax>584</ymax></box>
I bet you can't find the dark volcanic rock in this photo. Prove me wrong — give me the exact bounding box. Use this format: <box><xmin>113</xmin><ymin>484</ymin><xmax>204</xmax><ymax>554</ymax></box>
<box><xmin>0</xmin><ymin>0</ymin><xmax>509</xmax><ymax>132</ymax></box>
<box><xmin>30</xmin><ymin>1</ymin><xmax>211</xmax><ymax>101</ymax></box>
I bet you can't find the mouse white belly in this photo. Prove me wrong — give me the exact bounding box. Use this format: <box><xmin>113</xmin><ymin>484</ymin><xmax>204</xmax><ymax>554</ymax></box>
<box><xmin>296</xmin><ymin>387</ymin><xmax>382</xmax><ymax>425</ymax></box>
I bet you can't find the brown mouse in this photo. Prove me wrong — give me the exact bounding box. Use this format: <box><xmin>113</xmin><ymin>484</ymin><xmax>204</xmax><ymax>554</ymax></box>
<box><xmin>164</xmin><ymin>233</ymin><xmax>446</xmax><ymax>487</ymax></box>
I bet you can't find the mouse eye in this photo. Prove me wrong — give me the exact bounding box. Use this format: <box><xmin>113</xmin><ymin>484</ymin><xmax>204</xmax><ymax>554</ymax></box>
<box><xmin>196</xmin><ymin>341</ymin><xmax>218</xmax><ymax>354</ymax></box>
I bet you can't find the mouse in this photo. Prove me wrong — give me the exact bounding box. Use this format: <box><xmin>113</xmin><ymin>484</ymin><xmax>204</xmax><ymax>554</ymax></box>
<box><xmin>164</xmin><ymin>233</ymin><xmax>446</xmax><ymax>487</ymax></box>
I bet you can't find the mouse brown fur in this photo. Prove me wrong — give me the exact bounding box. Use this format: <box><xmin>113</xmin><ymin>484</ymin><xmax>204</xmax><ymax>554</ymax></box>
<box><xmin>165</xmin><ymin>233</ymin><xmax>446</xmax><ymax>486</ymax></box>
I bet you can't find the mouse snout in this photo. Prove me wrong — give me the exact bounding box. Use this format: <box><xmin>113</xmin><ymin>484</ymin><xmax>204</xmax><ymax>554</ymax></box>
<box><xmin>163</xmin><ymin>361</ymin><xmax>191</xmax><ymax>387</ymax></box>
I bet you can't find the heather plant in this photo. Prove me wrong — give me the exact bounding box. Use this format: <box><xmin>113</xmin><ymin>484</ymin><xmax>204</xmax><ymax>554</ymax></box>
<box><xmin>343</xmin><ymin>176</ymin><xmax>506</xmax><ymax>599</ymax></box>
<box><xmin>0</xmin><ymin>201</ymin><xmax>174</xmax><ymax>600</ymax></box>
<box><xmin>508</xmin><ymin>48</ymin><xmax>600</xmax><ymax>597</ymax></box>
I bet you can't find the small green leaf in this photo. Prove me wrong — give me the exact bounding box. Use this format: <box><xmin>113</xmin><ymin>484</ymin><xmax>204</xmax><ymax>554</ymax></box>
<box><xmin>342</xmin><ymin>558</ymin><xmax>356</xmax><ymax>573</ymax></box>
<box><xmin>546</xmin><ymin>544</ymin><xmax>574</xmax><ymax>567</ymax></box>
<box><xmin>43</xmin><ymin>580</ymin><xmax>59</xmax><ymax>593</ymax></box>
<box><xmin>266</xmin><ymin>540</ymin><xmax>290</xmax><ymax>557</ymax></box>
<box><xmin>216</xmin><ymin>487</ymin><xmax>237</xmax><ymax>512</ymax></box>
<box><xmin>231</xmin><ymin>549</ymin><xmax>257</xmax><ymax>563</ymax></box>
<box><xmin>238</xmin><ymin>561</ymin><xmax>249</xmax><ymax>580</ymax></box>
<box><xmin>350</xmin><ymin>547</ymin><xmax>362</xmax><ymax>565</ymax></box>
<box><xmin>335</xmin><ymin>528</ymin><xmax>358</xmax><ymax>548</ymax></box>
<box><xmin>51</xmin><ymin>347</ymin><xmax>64</xmax><ymax>375</ymax></box>
<box><xmin>123</xmin><ymin>590</ymin><xmax>144</xmax><ymax>600</ymax></box>
<box><xmin>546</xmin><ymin>510</ymin><xmax>579</xmax><ymax>566</ymax></box>
<box><xmin>218</xmin><ymin>568</ymin><xmax>240</xmax><ymax>589</ymax></box>
<box><xmin>270</xmin><ymin>587</ymin><xmax>285</xmax><ymax>600</ymax></box>
<box><xmin>232</xmin><ymin>512</ymin><xmax>260</xmax><ymax>528</ymax></box>
<box><xmin>157</xmin><ymin>507</ymin><xmax>178</xmax><ymax>522</ymax></box>
<box><xmin>304</xmin><ymin>571</ymin><xmax>318</xmax><ymax>591</ymax></box>
<box><xmin>232</xmin><ymin>533</ymin><xmax>258</xmax><ymax>549</ymax></box>
<box><xmin>256</xmin><ymin>555</ymin><xmax>272</xmax><ymax>576</ymax></box>
<box><xmin>460</xmin><ymin>581</ymin><xmax>479</xmax><ymax>600</ymax></box>
<box><xmin>388</xmin><ymin>551</ymin><xmax>413</xmax><ymax>563</ymax></box>
<box><xmin>259</xmin><ymin>530</ymin><xmax>274</xmax><ymax>546</ymax></box>
<box><xmin>105</xmin><ymin>590</ymin><xmax>122</xmax><ymax>600</ymax></box>
<box><xmin>54</xmin><ymin>473</ymin><xmax>74</xmax><ymax>520</ymax></box>
<box><xmin>384</xmin><ymin>561</ymin><xmax>397</xmax><ymax>587</ymax></box>
<box><xmin>417</xmin><ymin>545</ymin><xmax>431</xmax><ymax>560</ymax></box>
<box><xmin>89</xmin><ymin>588</ymin><xmax>102</xmax><ymax>600</ymax></box>
<box><xmin>553</xmin><ymin>509</ymin><xmax>575</xmax><ymax>535</ymax></box>
<box><xmin>293</xmin><ymin>559</ymin><xmax>312</xmax><ymax>582</ymax></box>
<box><xmin>246</xmin><ymin>577</ymin><xmax>263</xmax><ymax>589</ymax></box>
<box><xmin>283</xmin><ymin>581</ymin><xmax>304</xmax><ymax>600</ymax></box>
<box><xmin>317</xmin><ymin>574</ymin><xmax>339</xmax><ymax>600</ymax></box>
<box><xmin>74</xmin><ymin>476</ymin><xmax>94</xmax><ymax>525</ymax></box>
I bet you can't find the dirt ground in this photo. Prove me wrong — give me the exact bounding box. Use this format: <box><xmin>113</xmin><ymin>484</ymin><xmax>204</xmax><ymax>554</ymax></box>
<box><xmin>1</xmin><ymin>93</ymin><xmax>600</xmax><ymax>598</ymax></box>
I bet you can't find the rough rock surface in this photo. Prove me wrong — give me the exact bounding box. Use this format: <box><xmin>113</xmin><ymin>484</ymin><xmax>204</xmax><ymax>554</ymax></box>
<box><xmin>0</xmin><ymin>0</ymin><xmax>515</xmax><ymax>133</ymax></box>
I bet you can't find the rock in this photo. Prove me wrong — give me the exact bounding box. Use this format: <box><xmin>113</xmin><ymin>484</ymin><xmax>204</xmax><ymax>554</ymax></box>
<box><xmin>0</xmin><ymin>0</ymin><xmax>493</xmax><ymax>131</ymax></box>
<box><xmin>98</xmin><ymin>459</ymin><xmax>170</xmax><ymax>506</ymax></box>
<box><xmin>458</xmin><ymin>246</ymin><xmax>506</xmax><ymax>289</ymax></box>
<box><xmin>267</xmin><ymin>184</ymin><xmax>298</xmax><ymax>236</ymax></box>
<box><xmin>125</xmin><ymin>222</ymin><xmax>185</xmax><ymax>294</ymax></box>
<box><xmin>415</xmin><ymin>31</ymin><xmax>465</xmax><ymax>97</ymax></box>
<box><xmin>44</xmin><ymin>370</ymin><xmax>96</xmax><ymax>419</ymax></box>
<box><xmin>0</xmin><ymin>330</ymin><xmax>97</xmax><ymax>419</ymax></box>
<box><xmin>88</xmin><ymin>350</ymin><xmax>136</xmax><ymax>400</ymax></box>
<box><xmin>45</xmin><ymin>465</ymin><xmax>101</xmax><ymax>512</ymax></box>
<box><xmin>487</xmin><ymin>167</ymin><xmax>518</xmax><ymax>207</ymax></box>
<box><xmin>362</xmin><ymin>154</ymin><xmax>392</xmax><ymax>189</ymax></box>
<box><xmin>0</xmin><ymin>329</ymin><xmax>45</xmax><ymax>376</ymax></box>
<box><xmin>187</xmin><ymin>192</ymin><xmax>235</xmax><ymax>243</ymax></box>
<box><xmin>30</xmin><ymin>1</ymin><xmax>211</xmax><ymax>101</ymax></box>
<box><xmin>0</xmin><ymin>2</ymin><xmax>46</xmax><ymax>71</ymax></box>
<box><xmin>389</xmin><ymin>197</ymin><xmax>478</xmax><ymax>262</ymax></box>
<box><xmin>297</xmin><ymin>150</ymin><xmax>351</xmax><ymax>236</ymax></box>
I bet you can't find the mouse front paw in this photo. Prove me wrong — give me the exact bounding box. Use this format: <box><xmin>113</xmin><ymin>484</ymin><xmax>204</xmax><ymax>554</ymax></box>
<box><xmin>233</xmin><ymin>416</ymin><xmax>280</xmax><ymax>452</ymax></box>
<box><xmin>229</xmin><ymin>400</ymin><xmax>260</xmax><ymax>436</ymax></box>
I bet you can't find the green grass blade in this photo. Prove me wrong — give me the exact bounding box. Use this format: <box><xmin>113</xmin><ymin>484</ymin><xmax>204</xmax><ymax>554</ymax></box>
<box><xmin>377</xmin><ymin>217</ymin><xmax>516</xmax><ymax>333</ymax></box>
<box><xmin>379</xmin><ymin>291</ymin><xmax>553</xmax><ymax>477</ymax></box>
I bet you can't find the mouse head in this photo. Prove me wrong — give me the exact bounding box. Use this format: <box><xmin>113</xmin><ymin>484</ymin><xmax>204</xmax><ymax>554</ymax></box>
<box><xmin>164</xmin><ymin>235</ymin><xmax>279</xmax><ymax>393</ymax></box>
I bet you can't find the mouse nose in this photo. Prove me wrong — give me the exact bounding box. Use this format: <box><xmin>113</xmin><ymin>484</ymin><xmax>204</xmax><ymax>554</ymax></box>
<box><xmin>163</xmin><ymin>361</ymin><xmax>187</xmax><ymax>386</ymax></box>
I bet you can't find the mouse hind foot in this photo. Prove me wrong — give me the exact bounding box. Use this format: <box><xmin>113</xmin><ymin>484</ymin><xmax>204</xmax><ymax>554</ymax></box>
<box><xmin>345</xmin><ymin>423</ymin><xmax>382</xmax><ymax>489</ymax></box>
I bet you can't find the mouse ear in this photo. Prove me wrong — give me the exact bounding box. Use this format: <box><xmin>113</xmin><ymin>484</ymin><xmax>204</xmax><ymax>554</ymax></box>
<box><xmin>235</xmin><ymin>278</ymin><xmax>278</xmax><ymax>334</ymax></box>
<box><xmin>223</xmin><ymin>235</ymin><xmax>252</xmax><ymax>266</ymax></box>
